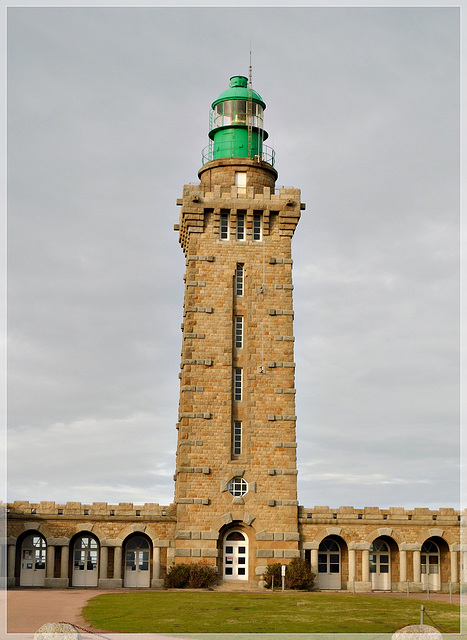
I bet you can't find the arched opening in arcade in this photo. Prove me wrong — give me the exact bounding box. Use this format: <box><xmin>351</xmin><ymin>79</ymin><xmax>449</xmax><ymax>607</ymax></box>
<box><xmin>316</xmin><ymin>535</ymin><xmax>348</xmax><ymax>590</ymax></box>
<box><xmin>420</xmin><ymin>536</ymin><xmax>450</xmax><ymax>592</ymax></box>
<box><xmin>71</xmin><ymin>532</ymin><xmax>99</xmax><ymax>587</ymax></box>
<box><xmin>17</xmin><ymin>531</ymin><xmax>47</xmax><ymax>587</ymax></box>
<box><xmin>369</xmin><ymin>535</ymin><xmax>398</xmax><ymax>591</ymax></box>
<box><xmin>123</xmin><ymin>533</ymin><xmax>152</xmax><ymax>588</ymax></box>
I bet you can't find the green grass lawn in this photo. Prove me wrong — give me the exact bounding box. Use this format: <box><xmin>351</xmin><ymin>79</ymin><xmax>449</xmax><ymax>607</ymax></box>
<box><xmin>82</xmin><ymin>591</ymin><xmax>461</xmax><ymax>635</ymax></box>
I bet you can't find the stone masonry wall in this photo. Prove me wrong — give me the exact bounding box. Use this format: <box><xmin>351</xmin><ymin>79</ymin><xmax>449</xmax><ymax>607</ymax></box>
<box><xmin>174</xmin><ymin>159</ymin><xmax>305</xmax><ymax>576</ymax></box>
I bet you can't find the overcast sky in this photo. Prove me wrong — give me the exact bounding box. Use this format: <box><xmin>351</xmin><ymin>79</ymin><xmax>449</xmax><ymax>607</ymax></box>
<box><xmin>6</xmin><ymin>5</ymin><xmax>460</xmax><ymax>511</ymax></box>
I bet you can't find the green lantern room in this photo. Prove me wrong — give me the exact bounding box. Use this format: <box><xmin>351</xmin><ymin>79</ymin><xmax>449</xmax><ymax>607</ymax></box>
<box><xmin>203</xmin><ymin>75</ymin><xmax>274</xmax><ymax>166</ymax></box>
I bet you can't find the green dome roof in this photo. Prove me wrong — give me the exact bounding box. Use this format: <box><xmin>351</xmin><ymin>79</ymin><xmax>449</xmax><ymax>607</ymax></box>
<box><xmin>211</xmin><ymin>75</ymin><xmax>266</xmax><ymax>109</ymax></box>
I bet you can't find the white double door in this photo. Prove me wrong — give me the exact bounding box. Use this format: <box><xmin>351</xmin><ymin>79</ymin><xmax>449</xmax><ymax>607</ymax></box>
<box><xmin>370</xmin><ymin>539</ymin><xmax>391</xmax><ymax>590</ymax></box>
<box><xmin>223</xmin><ymin>531</ymin><xmax>248</xmax><ymax>580</ymax></box>
<box><xmin>124</xmin><ymin>548</ymin><xmax>150</xmax><ymax>587</ymax></box>
<box><xmin>72</xmin><ymin>536</ymin><xmax>98</xmax><ymax>587</ymax></box>
<box><xmin>318</xmin><ymin>538</ymin><xmax>341</xmax><ymax>589</ymax></box>
<box><xmin>421</xmin><ymin>541</ymin><xmax>441</xmax><ymax>591</ymax></box>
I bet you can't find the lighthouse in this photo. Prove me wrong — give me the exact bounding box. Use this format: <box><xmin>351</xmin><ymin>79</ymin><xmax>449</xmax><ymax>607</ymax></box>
<box><xmin>174</xmin><ymin>74</ymin><xmax>305</xmax><ymax>583</ymax></box>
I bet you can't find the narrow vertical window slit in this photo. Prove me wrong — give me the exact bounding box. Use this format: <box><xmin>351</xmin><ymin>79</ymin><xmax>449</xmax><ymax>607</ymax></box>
<box><xmin>235</xmin><ymin>316</ymin><xmax>243</xmax><ymax>348</ymax></box>
<box><xmin>235</xmin><ymin>264</ymin><xmax>244</xmax><ymax>296</ymax></box>
<box><xmin>232</xmin><ymin>421</ymin><xmax>242</xmax><ymax>456</ymax></box>
<box><xmin>234</xmin><ymin>368</ymin><xmax>242</xmax><ymax>401</ymax></box>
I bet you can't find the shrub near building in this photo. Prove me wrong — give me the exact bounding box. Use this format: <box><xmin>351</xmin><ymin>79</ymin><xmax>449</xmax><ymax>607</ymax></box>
<box><xmin>264</xmin><ymin>558</ymin><xmax>315</xmax><ymax>590</ymax></box>
<box><xmin>164</xmin><ymin>563</ymin><xmax>218</xmax><ymax>589</ymax></box>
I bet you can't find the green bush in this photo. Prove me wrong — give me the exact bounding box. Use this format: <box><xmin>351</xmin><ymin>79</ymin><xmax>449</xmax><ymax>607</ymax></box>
<box><xmin>285</xmin><ymin>557</ymin><xmax>315</xmax><ymax>590</ymax></box>
<box><xmin>264</xmin><ymin>558</ymin><xmax>315</xmax><ymax>591</ymax></box>
<box><xmin>188</xmin><ymin>564</ymin><xmax>218</xmax><ymax>589</ymax></box>
<box><xmin>164</xmin><ymin>563</ymin><xmax>191</xmax><ymax>588</ymax></box>
<box><xmin>263</xmin><ymin>563</ymin><xmax>282</xmax><ymax>589</ymax></box>
<box><xmin>164</xmin><ymin>563</ymin><xmax>218</xmax><ymax>589</ymax></box>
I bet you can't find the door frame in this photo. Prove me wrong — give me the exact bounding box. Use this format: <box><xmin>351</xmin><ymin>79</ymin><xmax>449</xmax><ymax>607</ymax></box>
<box><xmin>369</xmin><ymin>538</ymin><xmax>391</xmax><ymax>591</ymax></box>
<box><xmin>222</xmin><ymin>529</ymin><xmax>249</xmax><ymax>581</ymax></box>
<box><xmin>317</xmin><ymin>537</ymin><xmax>341</xmax><ymax>590</ymax></box>
<box><xmin>19</xmin><ymin>533</ymin><xmax>47</xmax><ymax>587</ymax></box>
<box><xmin>72</xmin><ymin>534</ymin><xmax>99</xmax><ymax>587</ymax></box>
<box><xmin>123</xmin><ymin>534</ymin><xmax>151</xmax><ymax>588</ymax></box>
<box><xmin>421</xmin><ymin>540</ymin><xmax>441</xmax><ymax>591</ymax></box>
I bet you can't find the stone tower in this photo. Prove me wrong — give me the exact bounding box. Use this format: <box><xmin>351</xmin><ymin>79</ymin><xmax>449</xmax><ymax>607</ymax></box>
<box><xmin>174</xmin><ymin>75</ymin><xmax>305</xmax><ymax>583</ymax></box>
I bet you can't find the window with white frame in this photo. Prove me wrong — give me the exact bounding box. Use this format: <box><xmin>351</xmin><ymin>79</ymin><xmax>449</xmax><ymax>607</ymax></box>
<box><xmin>235</xmin><ymin>316</ymin><xmax>243</xmax><ymax>348</ymax></box>
<box><xmin>236</xmin><ymin>212</ymin><xmax>245</xmax><ymax>240</ymax></box>
<box><xmin>234</xmin><ymin>368</ymin><xmax>242</xmax><ymax>401</ymax></box>
<box><xmin>253</xmin><ymin>212</ymin><xmax>262</xmax><ymax>241</ymax></box>
<box><xmin>220</xmin><ymin>212</ymin><xmax>229</xmax><ymax>240</ymax></box>
<box><xmin>232</xmin><ymin>421</ymin><xmax>242</xmax><ymax>456</ymax></box>
<box><xmin>228</xmin><ymin>476</ymin><xmax>248</xmax><ymax>497</ymax></box>
<box><xmin>235</xmin><ymin>172</ymin><xmax>247</xmax><ymax>194</ymax></box>
<box><xmin>235</xmin><ymin>264</ymin><xmax>244</xmax><ymax>296</ymax></box>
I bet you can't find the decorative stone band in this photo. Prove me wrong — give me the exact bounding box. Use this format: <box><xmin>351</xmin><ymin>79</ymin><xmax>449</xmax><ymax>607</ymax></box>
<box><xmin>186</xmin><ymin>281</ymin><xmax>206</xmax><ymax>287</ymax></box>
<box><xmin>175</xmin><ymin>530</ymin><xmax>219</xmax><ymax>540</ymax></box>
<box><xmin>185</xmin><ymin>255</ymin><xmax>215</xmax><ymax>263</ymax></box>
<box><xmin>267</xmin><ymin>469</ymin><xmax>299</xmax><ymax>475</ymax></box>
<box><xmin>269</xmin><ymin>258</ymin><xmax>293</xmax><ymax>264</ymax></box>
<box><xmin>268</xmin><ymin>309</ymin><xmax>294</xmax><ymax>316</ymax></box>
<box><xmin>178</xmin><ymin>440</ymin><xmax>203</xmax><ymax>446</ymax></box>
<box><xmin>274</xmin><ymin>442</ymin><xmax>298</xmax><ymax>448</ymax></box>
<box><xmin>181</xmin><ymin>359</ymin><xmax>213</xmax><ymax>366</ymax></box>
<box><xmin>181</xmin><ymin>386</ymin><xmax>205</xmax><ymax>392</ymax></box>
<box><xmin>267</xmin><ymin>500</ymin><xmax>299</xmax><ymax>507</ymax></box>
<box><xmin>175</xmin><ymin>548</ymin><xmax>218</xmax><ymax>558</ymax></box>
<box><xmin>177</xmin><ymin>467</ymin><xmax>211</xmax><ymax>474</ymax></box>
<box><xmin>179</xmin><ymin>412</ymin><xmax>211</xmax><ymax>419</ymax></box>
<box><xmin>184</xmin><ymin>306</ymin><xmax>213</xmax><ymax>313</ymax></box>
<box><xmin>274</xmin><ymin>388</ymin><xmax>296</xmax><ymax>394</ymax></box>
<box><xmin>174</xmin><ymin>498</ymin><xmax>210</xmax><ymax>505</ymax></box>
<box><xmin>268</xmin><ymin>414</ymin><xmax>297</xmax><ymax>421</ymax></box>
<box><xmin>268</xmin><ymin>362</ymin><xmax>296</xmax><ymax>368</ymax></box>
<box><xmin>274</xmin><ymin>336</ymin><xmax>295</xmax><ymax>341</ymax></box>
<box><xmin>183</xmin><ymin>333</ymin><xmax>206</xmax><ymax>339</ymax></box>
<box><xmin>256</xmin><ymin>531</ymin><xmax>300</xmax><ymax>541</ymax></box>
<box><xmin>275</xmin><ymin>284</ymin><xmax>294</xmax><ymax>290</ymax></box>
<box><xmin>256</xmin><ymin>549</ymin><xmax>300</xmax><ymax>558</ymax></box>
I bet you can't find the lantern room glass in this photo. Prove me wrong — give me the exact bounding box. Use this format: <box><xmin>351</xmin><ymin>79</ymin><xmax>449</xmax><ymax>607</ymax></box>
<box><xmin>213</xmin><ymin>101</ymin><xmax>264</xmax><ymax>129</ymax></box>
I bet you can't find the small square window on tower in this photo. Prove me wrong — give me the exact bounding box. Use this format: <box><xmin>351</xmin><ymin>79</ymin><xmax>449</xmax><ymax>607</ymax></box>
<box><xmin>235</xmin><ymin>172</ymin><xmax>247</xmax><ymax>194</ymax></box>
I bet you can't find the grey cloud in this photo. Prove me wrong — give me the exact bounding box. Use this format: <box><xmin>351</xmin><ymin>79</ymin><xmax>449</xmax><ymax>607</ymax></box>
<box><xmin>7</xmin><ymin>7</ymin><xmax>460</xmax><ymax>510</ymax></box>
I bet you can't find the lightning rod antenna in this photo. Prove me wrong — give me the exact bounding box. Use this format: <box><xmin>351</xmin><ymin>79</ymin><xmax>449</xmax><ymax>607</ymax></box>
<box><xmin>247</xmin><ymin>46</ymin><xmax>253</xmax><ymax>159</ymax></box>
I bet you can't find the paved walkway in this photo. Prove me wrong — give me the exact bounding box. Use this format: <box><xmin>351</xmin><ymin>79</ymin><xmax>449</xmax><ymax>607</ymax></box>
<box><xmin>3</xmin><ymin>588</ymin><xmax>463</xmax><ymax>636</ymax></box>
<box><xmin>5</xmin><ymin>588</ymin><xmax>114</xmax><ymax>634</ymax></box>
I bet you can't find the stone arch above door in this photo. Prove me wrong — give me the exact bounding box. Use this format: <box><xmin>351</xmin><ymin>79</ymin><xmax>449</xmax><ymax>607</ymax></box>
<box><xmin>365</xmin><ymin>528</ymin><xmax>403</xmax><ymax>547</ymax></box>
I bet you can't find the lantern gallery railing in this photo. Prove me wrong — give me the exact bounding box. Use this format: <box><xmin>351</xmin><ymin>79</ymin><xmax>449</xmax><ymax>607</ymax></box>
<box><xmin>201</xmin><ymin>144</ymin><xmax>275</xmax><ymax>167</ymax></box>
